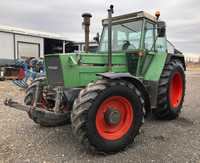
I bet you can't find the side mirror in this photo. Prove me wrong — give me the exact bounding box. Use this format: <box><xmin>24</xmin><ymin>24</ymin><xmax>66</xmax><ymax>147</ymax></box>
<box><xmin>93</xmin><ymin>32</ymin><xmax>100</xmax><ymax>44</ymax></box>
<box><xmin>157</xmin><ymin>21</ymin><xmax>166</xmax><ymax>37</ymax></box>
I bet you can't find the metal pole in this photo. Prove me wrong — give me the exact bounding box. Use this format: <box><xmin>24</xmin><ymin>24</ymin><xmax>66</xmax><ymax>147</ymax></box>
<box><xmin>63</xmin><ymin>40</ymin><xmax>65</xmax><ymax>53</ymax></box>
<box><xmin>107</xmin><ymin>5</ymin><xmax>114</xmax><ymax>72</ymax></box>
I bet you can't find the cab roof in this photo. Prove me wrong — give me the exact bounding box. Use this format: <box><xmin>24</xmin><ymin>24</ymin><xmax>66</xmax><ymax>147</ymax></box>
<box><xmin>102</xmin><ymin>11</ymin><xmax>157</xmax><ymax>25</ymax></box>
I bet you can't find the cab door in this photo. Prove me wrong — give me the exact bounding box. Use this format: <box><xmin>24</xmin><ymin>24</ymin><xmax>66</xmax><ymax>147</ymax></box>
<box><xmin>139</xmin><ymin>21</ymin><xmax>156</xmax><ymax>76</ymax></box>
<box><xmin>143</xmin><ymin>20</ymin><xmax>168</xmax><ymax>82</ymax></box>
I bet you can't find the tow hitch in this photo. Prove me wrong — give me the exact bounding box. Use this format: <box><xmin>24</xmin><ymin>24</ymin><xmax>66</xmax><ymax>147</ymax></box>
<box><xmin>4</xmin><ymin>98</ymin><xmax>32</xmax><ymax>112</ymax></box>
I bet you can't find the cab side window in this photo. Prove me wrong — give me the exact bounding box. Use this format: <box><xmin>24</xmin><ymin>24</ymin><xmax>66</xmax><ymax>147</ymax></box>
<box><xmin>156</xmin><ymin>38</ymin><xmax>167</xmax><ymax>53</ymax></box>
<box><xmin>155</xmin><ymin>26</ymin><xmax>167</xmax><ymax>53</ymax></box>
<box><xmin>145</xmin><ymin>22</ymin><xmax>154</xmax><ymax>51</ymax></box>
<box><xmin>167</xmin><ymin>41</ymin><xmax>175</xmax><ymax>54</ymax></box>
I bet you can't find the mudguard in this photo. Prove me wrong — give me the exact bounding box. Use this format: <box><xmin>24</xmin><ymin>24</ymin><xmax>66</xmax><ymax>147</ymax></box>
<box><xmin>167</xmin><ymin>53</ymin><xmax>186</xmax><ymax>70</ymax></box>
<box><xmin>97</xmin><ymin>72</ymin><xmax>151</xmax><ymax>112</ymax></box>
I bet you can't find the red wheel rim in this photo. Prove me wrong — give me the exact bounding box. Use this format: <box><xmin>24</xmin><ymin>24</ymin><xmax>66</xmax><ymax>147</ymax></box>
<box><xmin>96</xmin><ymin>96</ymin><xmax>133</xmax><ymax>141</ymax></box>
<box><xmin>169</xmin><ymin>72</ymin><xmax>183</xmax><ymax>108</ymax></box>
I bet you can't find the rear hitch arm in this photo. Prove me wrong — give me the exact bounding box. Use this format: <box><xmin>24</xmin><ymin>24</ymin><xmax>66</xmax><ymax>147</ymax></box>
<box><xmin>4</xmin><ymin>98</ymin><xmax>33</xmax><ymax>112</ymax></box>
<box><xmin>4</xmin><ymin>98</ymin><xmax>70</xmax><ymax>126</ymax></box>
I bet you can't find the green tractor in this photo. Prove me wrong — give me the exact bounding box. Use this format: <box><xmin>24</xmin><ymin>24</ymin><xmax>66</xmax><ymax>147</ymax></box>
<box><xmin>5</xmin><ymin>5</ymin><xmax>185</xmax><ymax>153</ymax></box>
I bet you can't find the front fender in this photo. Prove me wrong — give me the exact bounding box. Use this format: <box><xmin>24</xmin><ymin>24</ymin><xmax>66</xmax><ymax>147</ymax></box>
<box><xmin>97</xmin><ymin>72</ymin><xmax>151</xmax><ymax>112</ymax></box>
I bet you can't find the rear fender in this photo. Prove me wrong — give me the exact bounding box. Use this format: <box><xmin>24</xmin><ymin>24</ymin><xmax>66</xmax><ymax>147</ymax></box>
<box><xmin>167</xmin><ymin>54</ymin><xmax>186</xmax><ymax>70</ymax></box>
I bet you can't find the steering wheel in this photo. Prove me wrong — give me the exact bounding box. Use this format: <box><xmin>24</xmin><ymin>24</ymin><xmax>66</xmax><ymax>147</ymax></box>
<box><xmin>122</xmin><ymin>40</ymin><xmax>136</xmax><ymax>51</ymax></box>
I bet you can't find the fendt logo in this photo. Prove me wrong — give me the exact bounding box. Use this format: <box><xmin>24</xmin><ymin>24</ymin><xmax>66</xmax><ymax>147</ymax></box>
<box><xmin>48</xmin><ymin>66</ymin><xmax>58</xmax><ymax>70</ymax></box>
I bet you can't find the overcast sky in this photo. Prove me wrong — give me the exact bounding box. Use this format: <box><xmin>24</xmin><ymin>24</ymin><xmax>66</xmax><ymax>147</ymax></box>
<box><xmin>0</xmin><ymin>0</ymin><xmax>199</xmax><ymax>55</ymax></box>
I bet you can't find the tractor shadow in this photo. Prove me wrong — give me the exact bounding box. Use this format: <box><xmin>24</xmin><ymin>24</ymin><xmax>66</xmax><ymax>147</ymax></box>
<box><xmin>145</xmin><ymin>112</ymin><xmax>194</xmax><ymax>127</ymax></box>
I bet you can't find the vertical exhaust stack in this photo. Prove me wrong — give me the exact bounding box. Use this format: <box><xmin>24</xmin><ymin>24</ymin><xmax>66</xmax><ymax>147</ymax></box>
<box><xmin>107</xmin><ymin>5</ymin><xmax>114</xmax><ymax>72</ymax></box>
<box><xmin>82</xmin><ymin>13</ymin><xmax>92</xmax><ymax>53</ymax></box>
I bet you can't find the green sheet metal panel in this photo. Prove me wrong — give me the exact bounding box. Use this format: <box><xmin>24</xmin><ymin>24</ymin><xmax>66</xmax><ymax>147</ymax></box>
<box><xmin>45</xmin><ymin>51</ymin><xmax>167</xmax><ymax>88</ymax></box>
<box><xmin>59</xmin><ymin>54</ymin><xmax>128</xmax><ymax>88</ymax></box>
<box><xmin>80</xmin><ymin>53</ymin><xmax>126</xmax><ymax>65</ymax></box>
<box><xmin>144</xmin><ymin>52</ymin><xmax>167</xmax><ymax>81</ymax></box>
<box><xmin>79</xmin><ymin>66</ymin><xmax>128</xmax><ymax>86</ymax></box>
<box><xmin>59</xmin><ymin>55</ymin><xmax>79</xmax><ymax>87</ymax></box>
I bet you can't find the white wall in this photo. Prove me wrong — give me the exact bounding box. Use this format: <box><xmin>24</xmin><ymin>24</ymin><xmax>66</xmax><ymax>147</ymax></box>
<box><xmin>18</xmin><ymin>42</ymin><xmax>40</xmax><ymax>58</ymax></box>
<box><xmin>0</xmin><ymin>32</ymin><xmax>14</xmax><ymax>59</ymax></box>
<box><xmin>15</xmin><ymin>34</ymin><xmax>44</xmax><ymax>58</ymax></box>
<box><xmin>0</xmin><ymin>32</ymin><xmax>44</xmax><ymax>60</ymax></box>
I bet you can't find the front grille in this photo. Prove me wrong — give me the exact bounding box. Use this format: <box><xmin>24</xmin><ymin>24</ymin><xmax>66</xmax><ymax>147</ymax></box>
<box><xmin>45</xmin><ymin>56</ymin><xmax>64</xmax><ymax>87</ymax></box>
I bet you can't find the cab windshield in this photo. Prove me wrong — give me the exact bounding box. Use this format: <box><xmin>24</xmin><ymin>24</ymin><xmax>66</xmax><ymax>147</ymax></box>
<box><xmin>99</xmin><ymin>20</ymin><xmax>143</xmax><ymax>52</ymax></box>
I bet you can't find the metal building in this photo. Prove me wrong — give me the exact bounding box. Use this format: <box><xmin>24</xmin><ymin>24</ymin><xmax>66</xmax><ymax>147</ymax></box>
<box><xmin>0</xmin><ymin>25</ymin><xmax>73</xmax><ymax>66</ymax></box>
<box><xmin>73</xmin><ymin>41</ymin><xmax>99</xmax><ymax>53</ymax></box>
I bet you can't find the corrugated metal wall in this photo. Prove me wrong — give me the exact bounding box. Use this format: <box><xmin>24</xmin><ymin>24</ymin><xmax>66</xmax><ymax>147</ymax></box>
<box><xmin>0</xmin><ymin>32</ymin><xmax>14</xmax><ymax>59</ymax></box>
<box><xmin>0</xmin><ymin>32</ymin><xmax>44</xmax><ymax>62</ymax></box>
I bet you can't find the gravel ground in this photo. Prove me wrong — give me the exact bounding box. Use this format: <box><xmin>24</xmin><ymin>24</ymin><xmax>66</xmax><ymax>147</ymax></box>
<box><xmin>0</xmin><ymin>71</ymin><xmax>200</xmax><ymax>163</ymax></box>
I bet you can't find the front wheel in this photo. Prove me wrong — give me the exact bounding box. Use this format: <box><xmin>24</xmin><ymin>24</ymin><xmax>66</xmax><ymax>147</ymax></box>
<box><xmin>24</xmin><ymin>79</ymin><xmax>70</xmax><ymax>127</ymax></box>
<box><xmin>71</xmin><ymin>79</ymin><xmax>144</xmax><ymax>153</ymax></box>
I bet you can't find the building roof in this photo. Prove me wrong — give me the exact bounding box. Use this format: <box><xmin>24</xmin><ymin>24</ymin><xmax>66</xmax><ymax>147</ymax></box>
<box><xmin>0</xmin><ymin>25</ymin><xmax>68</xmax><ymax>41</ymax></box>
<box><xmin>102</xmin><ymin>11</ymin><xmax>157</xmax><ymax>25</ymax></box>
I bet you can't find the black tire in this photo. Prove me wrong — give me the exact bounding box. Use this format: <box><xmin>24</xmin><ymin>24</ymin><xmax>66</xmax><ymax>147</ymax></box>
<box><xmin>71</xmin><ymin>79</ymin><xmax>144</xmax><ymax>153</ymax></box>
<box><xmin>24</xmin><ymin>81</ymin><xmax>70</xmax><ymax>127</ymax></box>
<box><xmin>154</xmin><ymin>60</ymin><xmax>185</xmax><ymax>120</ymax></box>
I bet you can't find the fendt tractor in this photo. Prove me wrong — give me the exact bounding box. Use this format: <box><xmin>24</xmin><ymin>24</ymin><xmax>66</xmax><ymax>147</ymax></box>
<box><xmin>5</xmin><ymin>5</ymin><xmax>186</xmax><ymax>153</ymax></box>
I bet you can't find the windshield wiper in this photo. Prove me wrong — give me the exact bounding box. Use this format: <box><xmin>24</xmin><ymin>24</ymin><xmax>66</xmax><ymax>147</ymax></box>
<box><xmin>121</xmin><ymin>24</ymin><xmax>137</xmax><ymax>33</ymax></box>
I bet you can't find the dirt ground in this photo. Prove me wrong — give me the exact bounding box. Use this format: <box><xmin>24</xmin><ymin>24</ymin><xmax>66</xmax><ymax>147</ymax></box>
<box><xmin>0</xmin><ymin>71</ymin><xmax>200</xmax><ymax>163</ymax></box>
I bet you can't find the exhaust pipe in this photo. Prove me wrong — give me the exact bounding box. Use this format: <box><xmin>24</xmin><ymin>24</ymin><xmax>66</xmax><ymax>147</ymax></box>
<box><xmin>107</xmin><ymin>5</ymin><xmax>114</xmax><ymax>72</ymax></box>
<box><xmin>82</xmin><ymin>13</ymin><xmax>92</xmax><ymax>53</ymax></box>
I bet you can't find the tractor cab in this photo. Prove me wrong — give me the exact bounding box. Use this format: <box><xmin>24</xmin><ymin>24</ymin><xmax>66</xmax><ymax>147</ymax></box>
<box><xmin>99</xmin><ymin>11</ymin><xmax>164</xmax><ymax>53</ymax></box>
<box><xmin>97</xmin><ymin>11</ymin><xmax>168</xmax><ymax>77</ymax></box>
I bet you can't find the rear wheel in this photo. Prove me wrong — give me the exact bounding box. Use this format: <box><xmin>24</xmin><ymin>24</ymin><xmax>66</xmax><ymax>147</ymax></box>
<box><xmin>71</xmin><ymin>79</ymin><xmax>144</xmax><ymax>153</ymax></box>
<box><xmin>154</xmin><ymin>60</ymin><xmax>185</xmax><ymax>120</ymax></box>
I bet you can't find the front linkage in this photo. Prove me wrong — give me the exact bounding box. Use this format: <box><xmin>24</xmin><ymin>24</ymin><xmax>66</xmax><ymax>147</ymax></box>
<box><xmin>5</xmin><ymin>78</ymin><xmax>72</xmax><ymax>127</ymax></box>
